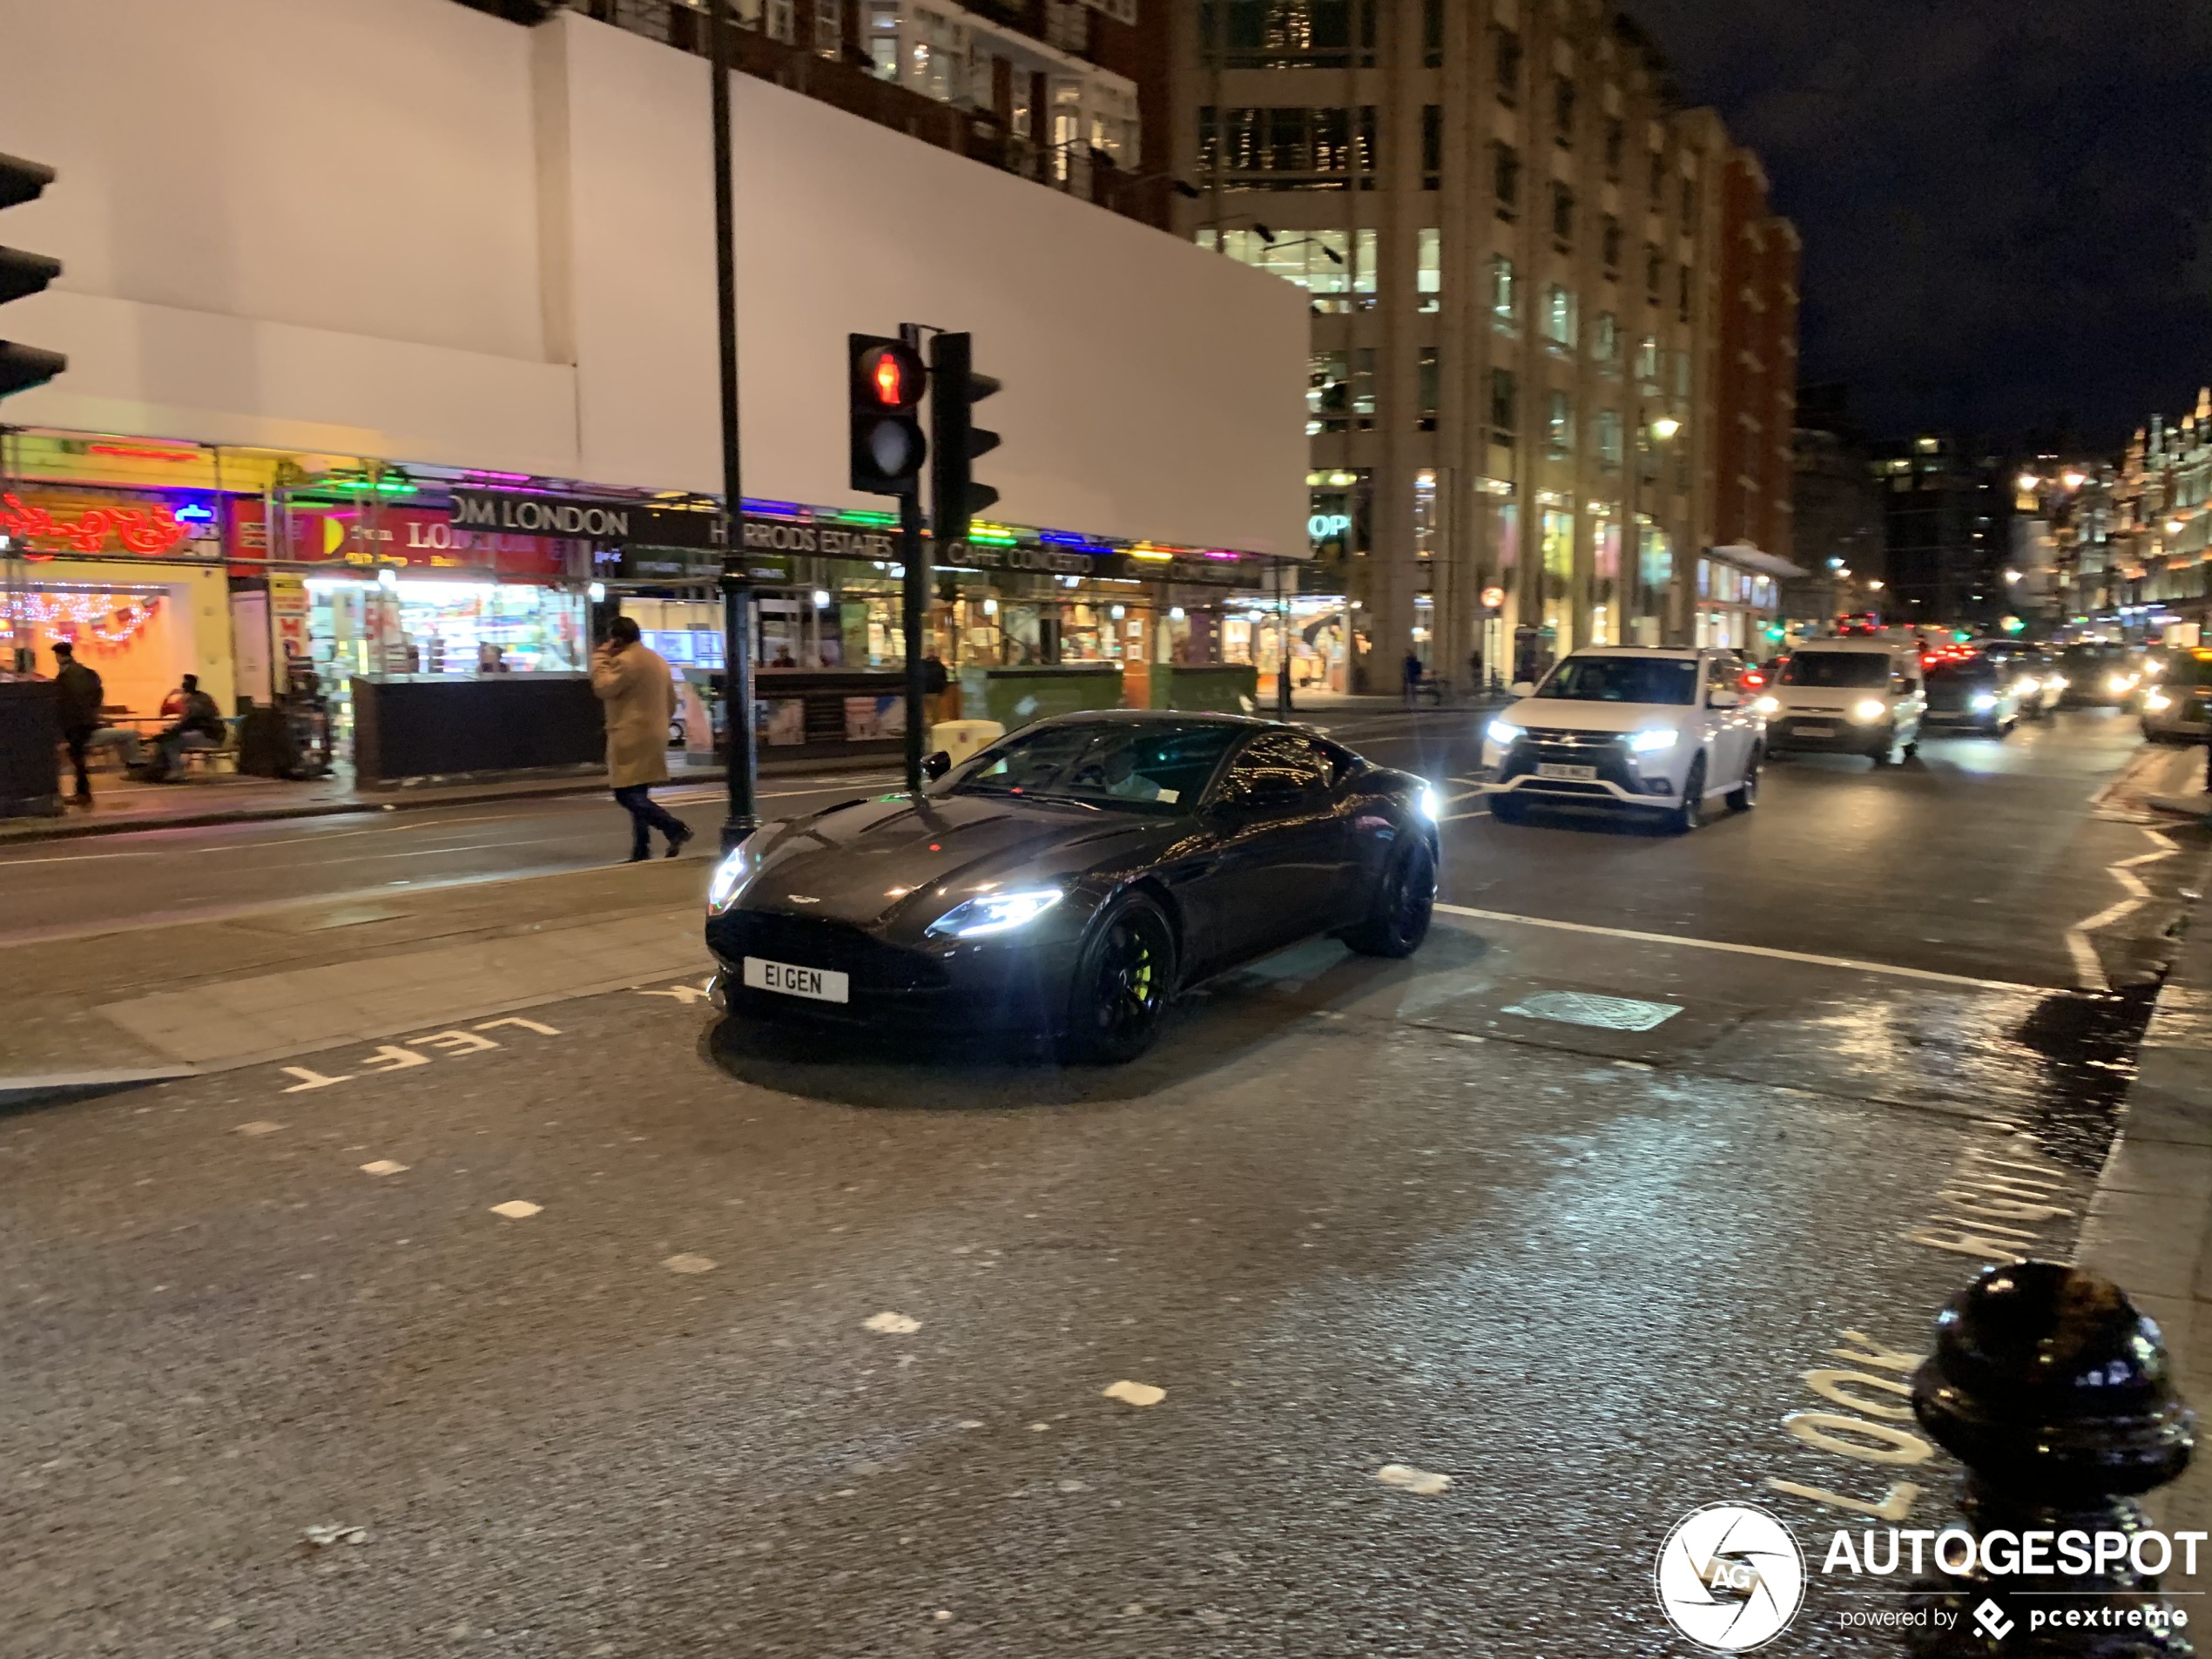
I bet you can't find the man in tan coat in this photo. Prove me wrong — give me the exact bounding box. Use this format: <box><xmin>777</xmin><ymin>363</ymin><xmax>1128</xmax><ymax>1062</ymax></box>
<box><xmin>590</xmin><ymin>617</ymin><xmax>694</xmax><ymax>862</ymax></box>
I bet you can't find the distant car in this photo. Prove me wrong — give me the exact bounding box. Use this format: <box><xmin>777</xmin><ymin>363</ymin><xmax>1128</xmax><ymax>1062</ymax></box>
<box><xmin>1923</xmin><ymin>653</ymin><xmax>2023</xmax><ymax>736</ymax></box>
<box><xmin>1979</xmin><ymin>642</ymin><xmax>2064</xmax><ymax>718</ymax></box>
<box><xmin>2056</xmin><ymin>643</ymin><xmax>2141</xmax><ymax>707</ymax></box>
<box><xmin>1761</xmin><ymin>638</ymin><xmax>1925</xmax><ymax>765</ymax></box>
<box><xmin>2142</xmin><ymin>649</ymin><xmax>2212</xmax><ymax>744</ymax></box>
<box><xmin>702</xmin><ymin>711</ymin><xmax>1440</xmax><ymax>1063</ymax></box>
<box><xmin>1481</xmin><ymin>646</ymin><xmax>1764</xmax><ymax>833</ymax></box>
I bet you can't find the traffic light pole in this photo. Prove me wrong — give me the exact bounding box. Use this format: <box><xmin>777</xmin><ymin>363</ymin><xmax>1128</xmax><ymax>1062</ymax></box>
<box><xmin>900</xmin><ymin>321</ymin><xmax>927</xmax><ymax>796</ymax></box>
<box><xmin>709</xmin><ymin>0</ymin><xmax>758</xmax><ymax>850</ymax></box>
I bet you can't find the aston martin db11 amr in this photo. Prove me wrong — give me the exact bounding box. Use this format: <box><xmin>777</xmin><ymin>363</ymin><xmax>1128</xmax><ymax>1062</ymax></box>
<box><xmin>703</xmin><ymin>711</ymin><xmax>1440</xmax><ymax>1062</ymax></box>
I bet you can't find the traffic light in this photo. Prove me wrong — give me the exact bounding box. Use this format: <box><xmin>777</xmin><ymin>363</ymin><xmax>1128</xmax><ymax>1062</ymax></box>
<box><xmin>848</xmin><ymin>334</ymin><xmax>927</xmax><ymax>496</ymax></box>
<box><xmin>0</xmin><ymin>152</ymin><xmax>65</xmax><ymax>400</ymax></box>
<box><xmin>928</xmin><ymin>331</ymin><xmax>1000</xmax><ymax>544</ymax></box>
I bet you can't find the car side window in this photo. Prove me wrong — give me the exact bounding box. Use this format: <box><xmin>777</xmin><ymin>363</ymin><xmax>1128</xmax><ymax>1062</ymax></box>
<box><xmin>1219</xmin><ymin>732</ymin><xmax>1333</xmax><ymax>806</ymax></box>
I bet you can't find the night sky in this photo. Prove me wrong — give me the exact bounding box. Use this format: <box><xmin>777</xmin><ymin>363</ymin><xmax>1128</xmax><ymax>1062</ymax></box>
<box><xmin>1629</xmin><ymin>0</ymin><xmax>2212</xmax><ymax>452</ymax></box>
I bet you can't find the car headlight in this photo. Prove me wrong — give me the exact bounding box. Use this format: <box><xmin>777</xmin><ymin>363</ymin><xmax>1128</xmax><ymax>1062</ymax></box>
<box><xmin>2016</xmin><ymin>677</ymin><xmax>2039</xmax><ymax>694</ymax></box>
<box><xmin>1849</xmin><ymin>698</ymin><xmax>1887</xmax><ymax>724</ymax></box>
<box><xmin>706</xmin><ymin>846</ymin><xmax>754</xmax><ymax>914</ymax></box>
<box><xmin>1971</xmin><ymin>691</ymin><xmax>1999</xmax><ymax>711</ymax></box>
<box><xmin>1418</xmin><ymin>784</ymin><xmax>1441</xmax><ymax>821</ymax></box>
<box><xmin>1628</xmin><ymin>727</ymin><xmax>1679</xmax><ymax>754</ymax></box>
<box><xmin>2146</xmin><ymin>691</ymin><xmax>2174</xmax><ymax>712</ymax></box>
<box><xmin>2109</xmin><ymin>673</ymin><xmax>2137</xmax><ymax>694</ymax></box>
<box><xmin>1486</xmin><ymin>718</ymin><xmax>1525</xmax><ymax>747</ymax></box>
<box><xmin>2047</xmin><ymin>675</ymin><xmax>2067</xmax><ymax>691</ymax></box>
<box><xmin>1754</xmin><ymin>695</ymin><xmax>1779</xmax><ymax>714</ymax></box>
<box><xmin>925</xmin><ymin>887</ymin><xmax>1064</xmax><ymax>939</ymax></box>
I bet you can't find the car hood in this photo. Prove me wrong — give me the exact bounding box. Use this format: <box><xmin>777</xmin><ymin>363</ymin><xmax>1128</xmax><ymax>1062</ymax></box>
<box><xmin>1501</xmin><ymin>698</ymin><xmax>1695</xmax><ymax>734</ymax></box>
<box><xmin>735</xmin><ymin>792</ymin><xmax>1163</xmax><ymax>929</ymax></box>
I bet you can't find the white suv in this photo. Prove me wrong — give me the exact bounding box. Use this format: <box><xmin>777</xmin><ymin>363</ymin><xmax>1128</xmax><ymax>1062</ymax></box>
<box><xmin>1482</xmin><ymin>647</ymin><xmax>1764</xmax><ymax>833</ymax></box>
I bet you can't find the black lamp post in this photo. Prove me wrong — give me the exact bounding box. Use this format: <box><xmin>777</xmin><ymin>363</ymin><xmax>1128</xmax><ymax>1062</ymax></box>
<box><xmin>708</xmin><ymin>0</ymin><xmax>758</xmax><ymax>851</ymax></box>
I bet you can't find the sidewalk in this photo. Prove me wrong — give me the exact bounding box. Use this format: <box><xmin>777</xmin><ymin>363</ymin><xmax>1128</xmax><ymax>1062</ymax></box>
<box><xmin>2074</xmin><ymin>817</ymin><xmax>2212</xmax><ymax>1604</ymax></box>
<box><xmin>0</xmin><ymin>752</ymin><xmax>901</xmax><ymax>846</ymax></box>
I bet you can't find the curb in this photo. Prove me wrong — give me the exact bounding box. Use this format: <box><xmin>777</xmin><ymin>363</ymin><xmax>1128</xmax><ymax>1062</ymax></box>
<box><xmin>0</xmin><ymin>756</ymin><xmax>892</xmax><ymax>846</ymax></box>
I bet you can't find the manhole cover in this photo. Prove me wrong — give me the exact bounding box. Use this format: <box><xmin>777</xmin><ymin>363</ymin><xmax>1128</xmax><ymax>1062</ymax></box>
<box><xmin>1501</xmin><ymin>991</ymin><xmax>1684</xmax><ymax>1033</ymax></box>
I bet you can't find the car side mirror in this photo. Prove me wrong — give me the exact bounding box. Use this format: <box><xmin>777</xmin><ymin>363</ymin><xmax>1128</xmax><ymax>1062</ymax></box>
<box><xmin>1509</xmin><ymin>679</ymin><xmax>1536</xmax><ymax>698</ymax></box>
<box><xmin>922</xmin><ymin>750</ymin><xmax>952</xmax><ymax>781</ymax></box>
<box><xmin>1707</xmin><ymin>688</ymin><xmax>1743</xmax><ymax>710</ymax></box>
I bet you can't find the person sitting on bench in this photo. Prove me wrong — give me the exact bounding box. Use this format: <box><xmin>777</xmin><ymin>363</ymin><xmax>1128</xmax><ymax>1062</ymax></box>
<box><xmin>145</xmin><ymin>674</ymin><xmax>226</xmax><ymax>781</ymax></box>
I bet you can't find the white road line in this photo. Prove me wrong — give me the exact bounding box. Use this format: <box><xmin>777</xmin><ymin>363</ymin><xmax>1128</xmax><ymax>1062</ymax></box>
<box><xmin>1431</xmin><ymin>903</ymin><xmax>2051</xmax><ymax>994</ymax></box>
<box><xmin>2066</xmin><ymin>931</ymin><xmax>2109</xmax><ymax>992</ymax></box>
<box><xmin>1440</xmin><ymin>808</ymin><xmax>1491</xmax><ymax>822</ymax></box>
<box><xmin>2061</xmin><ymin>821</ymin><xmax>2179</xmax><ymax>993</ymax></box>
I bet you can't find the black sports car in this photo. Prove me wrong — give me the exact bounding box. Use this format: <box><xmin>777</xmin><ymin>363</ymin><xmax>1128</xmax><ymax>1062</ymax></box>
<box><xmin>703</xmin><ymin>711</ymin><xmax>1440</xmax><ymax>1062</ymax></box>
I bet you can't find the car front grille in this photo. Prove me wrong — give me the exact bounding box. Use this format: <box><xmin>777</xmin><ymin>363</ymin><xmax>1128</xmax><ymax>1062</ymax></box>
<box><xmin>1520</xmin><ymin>727</ymin><xmax>1629</xmax><ymax>761</ymax></box>
<box><xmin>709</xmin><ymin>910</ymin><xmax>948</xmax><ymax>994</ymax></box>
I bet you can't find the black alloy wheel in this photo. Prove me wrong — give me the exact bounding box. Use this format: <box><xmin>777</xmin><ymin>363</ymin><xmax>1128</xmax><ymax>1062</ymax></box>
<box><xmin>1344</xmin><ymin>834</ymin><xmax>1437</xmax><ymax>958</ymax></box>
<box><xmin>1725</xmin><ymin>746</ymin><xmax>1762</xmax><ymax>813</ymax></box>
<box><xmin>1062</xmin><ymin>894</ymin><xmax>1175</xmax><ymax>1065</ymax></box>
<box><xmin>1669</xmin><ymin>756</ymin><xmax>1707</xmax><ymax>834</ymax></box>
<box><xmin>1489</xmin><ymin>792</ymin><xmax>1527</xmax><ymax>825</ymax></box>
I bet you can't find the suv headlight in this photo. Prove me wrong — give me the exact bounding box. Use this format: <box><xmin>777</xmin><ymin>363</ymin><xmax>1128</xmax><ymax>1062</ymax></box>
<box><xmin>1754</xmin><ymin>695</ymin><xmax>1779</xmax><ymax>714</ymax></box>
<box><xmin>707</xmin><ymin>846</ymin><xmax>757</xmax><ymax>914</ymax></box>
<box><xmin>925</xmin><ymin>888</ymin><xmax>1064</xmax><ymax>940</ymax></box>
<box><xmin>2145</xmin><ymin>690</ymin><xmax>2174</xmax><ymax>712</ymax></box>
<box><xmin>1850</xmin><ymin>698</ymin><xmax>1886</xmax><ymax>724</ymax></box>
<box><xmin>1418</xmin><ymin>784</ymin><xmax>1442</xmax><ymax>820</ymax></box>
<box><xmin>1628</xmin><ymin>727</ymin><xmax>1679</xmax><ymax>753</ymax></box>
<box><xmin>1970</xmin><ymin>691</ymin><xmax>1999</xmax><ymax>711</ymax></box>
<box><xmin>1486</xmin><ymin>718</ymin><xmax>1525</xmax><ymax>747</ymax></box>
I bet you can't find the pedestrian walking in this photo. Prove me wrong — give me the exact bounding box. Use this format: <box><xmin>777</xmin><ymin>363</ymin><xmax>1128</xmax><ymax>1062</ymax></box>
<box><xmin>591</xmin><ymin>616</ymin><xmax>693</xmax><ymax>863</ymax></box>
<box><xmin>1402</xmin><ymin>647</ymin><xmax>1424</xmax><ymax>706</ymax></box>
<box><xmin>51</xmin><ymin>641</ymin><xmax>104</xmax><ymax>805</ymax></box>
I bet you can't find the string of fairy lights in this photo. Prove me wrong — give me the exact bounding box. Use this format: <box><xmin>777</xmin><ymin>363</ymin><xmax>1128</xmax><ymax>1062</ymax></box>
<box><xmin>1</xmin><ymin>588</ymin><xmax>165</xmax><ymax>651</ymax></box>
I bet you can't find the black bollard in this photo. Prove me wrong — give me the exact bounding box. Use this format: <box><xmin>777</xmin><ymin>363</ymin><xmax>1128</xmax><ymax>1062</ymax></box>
<box><xmin>1905</xmin><ymin>1260</ymin><xmax>2197</xmax><ymax>1656</ymax></box>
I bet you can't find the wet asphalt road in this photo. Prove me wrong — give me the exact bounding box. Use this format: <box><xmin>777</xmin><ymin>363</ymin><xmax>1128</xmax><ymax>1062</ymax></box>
<box><xmin>2</xmin><ymin>709</ymin><xmax>2204</xmax><ymax>1658</ymax></box>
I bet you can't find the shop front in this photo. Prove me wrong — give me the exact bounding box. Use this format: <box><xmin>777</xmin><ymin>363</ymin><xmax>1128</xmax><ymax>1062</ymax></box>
<box><xmin>1692</xmin><ymin>544</ymin><xmax>1802</xmax><ymax>658</ymax></box>
<box><xmin>1</xmin><ymin>484</ymin><xmax>237</xmax><ymax>743</ymax></box>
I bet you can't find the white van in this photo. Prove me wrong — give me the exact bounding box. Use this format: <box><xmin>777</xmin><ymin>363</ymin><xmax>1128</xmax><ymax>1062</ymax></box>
<box><xmin>1761</xmin><ymin>639</ymin><xmax>1925</xmax><ymax>765</ymax></box>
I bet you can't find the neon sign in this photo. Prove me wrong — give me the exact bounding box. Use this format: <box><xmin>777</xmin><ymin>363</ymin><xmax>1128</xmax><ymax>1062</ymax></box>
<box><xmin>0</xmin><ymin>492</ymin><xmax>192</xmax><ymax>556</ymax></box>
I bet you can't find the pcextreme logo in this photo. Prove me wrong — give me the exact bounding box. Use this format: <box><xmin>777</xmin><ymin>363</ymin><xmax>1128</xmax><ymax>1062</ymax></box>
<box><xmin>1655</xmin><ymin>1504</ymin><xmax>1807</xmax><ymax>1652</ymax></box>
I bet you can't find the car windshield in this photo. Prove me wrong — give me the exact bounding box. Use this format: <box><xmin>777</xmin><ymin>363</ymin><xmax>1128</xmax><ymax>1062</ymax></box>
<box><xmin>947</xmin><ymin>720</ymin><xmax>1241</xmax><ymax>812</ymax></box>
<box><xmin>1781</xmin><ymin>652</ymin><xmax>1891</xmax><ymax>689</ymax></box>
<box><xmin>1927</xmin><ymin>658</ymin><xmax>1999</xmax><ymax>685</ymax></box>
<box><xmin>2167</xmin><ymin>651</ymin><xmax>2210</xmax><ymax>687</ymax></box>
<box><xmin>1535</xmin><ymin>656</ymin><xmax>1699</xmax><ymax>705</ymax></box>
<box><xmin>2062</xmin><ymin>645</ymin><xmax>2124</xmax><ymax>666</ymax></box>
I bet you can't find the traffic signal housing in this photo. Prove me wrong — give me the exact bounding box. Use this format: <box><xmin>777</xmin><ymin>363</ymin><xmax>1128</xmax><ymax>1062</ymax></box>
<box><xmin>928</xmin><ymin>331</ymin><xmax>999</xmax><ymax>545</ymax></box>
<box><xmin>0</xmin><ymin>152</ymin><xmax>64</xmax><ymax>400</ymax></box>
<box><xmin>848</xmin><ymin>334</ymin><xmax>927</xmax><ymax>496</ymax></box>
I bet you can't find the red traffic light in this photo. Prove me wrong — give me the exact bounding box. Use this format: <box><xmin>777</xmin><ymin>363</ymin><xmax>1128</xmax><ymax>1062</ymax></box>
<box><xmin>872</xmin><ymin>351</ymin><xmax>906</xmax><ymax>407</ymax></box>
<box><xmin>855</xmin><ymin>341</ymin><xmax>922</xmax><ymax>412</ymax></box>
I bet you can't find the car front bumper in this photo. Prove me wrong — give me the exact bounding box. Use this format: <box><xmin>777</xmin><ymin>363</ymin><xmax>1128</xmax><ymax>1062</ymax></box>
<box><xmin>704</xmin><ymin>907</ymin><xmax>1084</xmax><ymax>1035</ymax></box>
<box><xmin>1765</xmin><ymin>715</ymin><xmax>1891</xmax><ymax>753</ymax></box>
<box><xmin>1487</xmin><ymin>738</ymin><xmax>1680</xmax><ymax>808</ymax></box>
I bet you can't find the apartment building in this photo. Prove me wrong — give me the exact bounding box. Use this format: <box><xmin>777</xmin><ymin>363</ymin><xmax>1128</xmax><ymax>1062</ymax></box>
<box><xmin>504</xmin><ymin>0</ymin><xmax>1171</xmax><ymax>225</ymax></box>
<box><xmin>1166</xmin><ymin>0</ymin><xmax>1801</xmax><ymax>687</ymax></box>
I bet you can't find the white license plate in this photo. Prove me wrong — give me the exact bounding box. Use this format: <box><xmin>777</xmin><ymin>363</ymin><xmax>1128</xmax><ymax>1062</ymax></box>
<box><xmin>1793</xmin><ymin>722</ymin><xmax>1835</xmax><ymax>736</ymax></box>
<box><xmin>1536</xmin><ymin>763</ymin><xmax>1598</xmax><ymax>780</ymax></box>
<box><xmin>743</xmin><ymin>956</ymin><xmax>850</xmax><ymax>1004</ymax></box>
